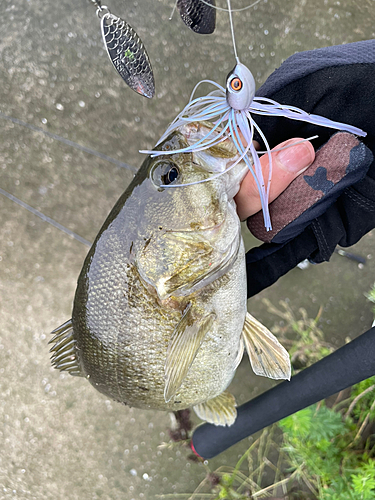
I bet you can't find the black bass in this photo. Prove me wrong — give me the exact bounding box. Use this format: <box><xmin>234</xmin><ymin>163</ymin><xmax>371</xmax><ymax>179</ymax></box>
<box><xmin>50</xmin><ymin>122</ymin><xmax>290</xmax><ymax>426</ymax></box>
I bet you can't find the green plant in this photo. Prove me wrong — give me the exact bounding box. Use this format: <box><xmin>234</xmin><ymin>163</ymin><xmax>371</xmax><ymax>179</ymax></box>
<box><xmin>157</xmin><ymin>425</ymin><xmax>300</xmax><ymax>499</ymax></box>
<box><xmin>365</xmin><ymin>282</ymin><xmax>375</xmax><ymax>323</ymax></box>
<box><xmin>280</xmin><ymin>399</ymin><xmax>375</xmax><ymax>499</ymax></box>
<box><xmin>173</xmin><ymin>388</ymin><xmax>375</xmax><ymax>500</ymax></box>
<box><xmin>262</xmin><ymin>299</ymin><xmax>334</xmax><ymax>370</ymax></box>
<box><xmin>351</xmin><ymin>461</ymin><xmax>375</xmax><ymax>500</ymax></box>
<box><xmin>365</xmin><ymin>283</ymin><xmax>375</xmax><ymax>308</ymax></box>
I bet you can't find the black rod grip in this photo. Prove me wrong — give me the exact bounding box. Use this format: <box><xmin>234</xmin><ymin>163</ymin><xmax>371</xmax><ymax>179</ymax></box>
<box><xmin>191</xmin><ymin>327</ymin><xmax>375</xmax><ymax>459</ymax></box>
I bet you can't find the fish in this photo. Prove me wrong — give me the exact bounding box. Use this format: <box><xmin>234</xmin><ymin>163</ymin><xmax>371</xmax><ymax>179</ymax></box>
<box><xmin>177</xmin><ymin>0</ymin><xmax>216</xmax><ymax>34</ymax></box>
<box><xmin>49</xmin><ymin>121</ymin><xmax>291</xmax><ymax>426</ymax></box>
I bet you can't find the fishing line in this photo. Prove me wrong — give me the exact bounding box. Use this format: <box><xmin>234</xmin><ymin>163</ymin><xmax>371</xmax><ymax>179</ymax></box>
<box><xmin>1</xmin><ymin>111</ymin><xmax>314</xmax><ymax>243</ymax></box>
<box><xmin>199</xmin><ymin>0</ymin><xmax>262</xmax><ymax>12</ymax></box>
<box><xmin>0</xmin><ymin>110</ymin><xmax>133</xmax><ymax>247</ymax></box>
<box><xmin>227</xmin><ymin>0</ymin><xmax>239</xmax><ymax>61</ymax></box>
<box><xmin>0</xmin><ymin>111</ymin><xmax>136</xmax><ymax>173</ymax></box>
<box><xmin>169</xmin><ymin>0</ymin><xmax>179</xmax><ymax>20</ymax></box>
<box><xmin>0</xmin><ymin>187</ymin><xmax>92</xmax><ymax>247</ymax></box>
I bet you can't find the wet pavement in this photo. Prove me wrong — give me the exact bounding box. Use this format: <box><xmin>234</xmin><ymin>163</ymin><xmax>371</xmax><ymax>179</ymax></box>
<box><xmin>1</xmin><ymin>0</ymin><xmax>375</xmax><ymax>498</ymax></box>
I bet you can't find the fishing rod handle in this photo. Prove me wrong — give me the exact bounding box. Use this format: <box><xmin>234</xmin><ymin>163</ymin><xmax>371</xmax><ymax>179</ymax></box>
<box><xmin>191</xmin><ymin>326</ymin><xmax>375</xmax><ymax>459</ymax></box>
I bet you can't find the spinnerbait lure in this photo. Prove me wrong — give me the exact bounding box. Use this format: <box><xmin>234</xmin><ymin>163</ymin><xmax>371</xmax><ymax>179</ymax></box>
<box><xmin>141</xmin><ymin>0</ymin><xmax>366</xmax><ymax>230</ymax></box>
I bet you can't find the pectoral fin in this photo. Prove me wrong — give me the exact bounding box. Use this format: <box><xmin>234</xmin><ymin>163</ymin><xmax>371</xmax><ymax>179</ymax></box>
<box><xmin>164</xmin><ymin>305</ymin><xmax>216</xmax><ymax>403</ymax></box>
<box><xmin>242</xmin><ymin>312</ymin><xmax>291</xmax><ymax>381</ymax></box>
<box><xmin>193</xmin><ymin>391</ymin><xmax>237</xmax><ymax>426</ymax></box>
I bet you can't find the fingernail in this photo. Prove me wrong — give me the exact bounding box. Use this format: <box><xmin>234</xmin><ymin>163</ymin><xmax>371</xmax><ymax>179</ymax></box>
<box><xmin>277</xmin><ymin>141</ymin><xmax>314</xmax><ymax>174</ymax></box>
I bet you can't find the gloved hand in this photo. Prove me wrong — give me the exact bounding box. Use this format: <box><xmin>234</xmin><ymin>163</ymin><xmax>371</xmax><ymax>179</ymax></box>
<box><xmin>242</xmin><ymin>40</ymin><xmax>375</xmax><ymax>298</ymax></box>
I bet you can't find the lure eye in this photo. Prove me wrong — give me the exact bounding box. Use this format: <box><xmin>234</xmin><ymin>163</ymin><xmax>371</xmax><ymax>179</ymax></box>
<box><xmin>226</xmin><ymin>63</ymin><xmax>256</xmax><ymax>110</ymax></box>
<box><xmin>230</xmin><ymin>77</ymin><xmax>242</xmax><ymax>92</ymax></box>
<box><xmin>162</xmin><ymin>163</ymin><xmax>180</xmax><ymax>185</ymax></box>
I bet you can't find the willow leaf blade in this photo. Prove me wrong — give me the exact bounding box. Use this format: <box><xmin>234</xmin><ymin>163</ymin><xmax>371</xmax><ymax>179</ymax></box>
<box><xmin>101</xmin><ymin>12</ymin><xmax>155</xmax><ymax>98</ymax></box>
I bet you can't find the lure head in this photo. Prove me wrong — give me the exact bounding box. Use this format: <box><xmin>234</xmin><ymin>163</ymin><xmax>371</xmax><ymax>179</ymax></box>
<box><xmin>226</xmin><ymin>62</ymin><xmax>256</xmax><ymax>111</ymax></box>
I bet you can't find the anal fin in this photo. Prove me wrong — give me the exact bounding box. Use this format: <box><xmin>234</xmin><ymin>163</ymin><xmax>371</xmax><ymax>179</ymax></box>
<box><xmin>164</xmin><ymin>304</ymin><xmax>215</xmax><ymax>403</ymax></box>
<box><xmin>49</xmin><ymin>319</ymin><xmax>82</xmax><ymax>377</ymax></box>
<box><xmin>242</xmin><ymin>312</ymin><xmax>291</xmax><ymax>381</ymax></box>
<box><xmin>193</xmin><ymin>391</ymin><xmax>237</xmax><ymax>426</ymax></box>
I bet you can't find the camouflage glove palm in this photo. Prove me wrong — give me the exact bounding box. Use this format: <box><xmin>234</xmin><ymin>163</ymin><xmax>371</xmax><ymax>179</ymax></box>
<box><xmin>246</xmin><ymin>40</ymin><xmax>375</xmax><ymax>298</ymax></box>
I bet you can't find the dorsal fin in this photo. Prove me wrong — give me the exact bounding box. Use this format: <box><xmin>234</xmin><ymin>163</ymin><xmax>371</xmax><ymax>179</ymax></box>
<box><xmin>49</xmin><ymin>319</ymin><xmax>83</xmax><ymax>377</ymax></box>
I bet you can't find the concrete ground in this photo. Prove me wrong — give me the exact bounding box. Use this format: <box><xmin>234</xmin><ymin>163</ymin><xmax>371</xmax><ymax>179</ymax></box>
<box><xmin>1</xmin><ymin>0</ymin><xmax>375</xmax><ymax>498</ymax></box>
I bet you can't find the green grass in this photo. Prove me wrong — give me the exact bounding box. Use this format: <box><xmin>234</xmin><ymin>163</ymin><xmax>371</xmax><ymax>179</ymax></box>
<box><xmin>161</xmin><ymin>285</ymin><xmax>375</xmax><ymax>499</ymax></box>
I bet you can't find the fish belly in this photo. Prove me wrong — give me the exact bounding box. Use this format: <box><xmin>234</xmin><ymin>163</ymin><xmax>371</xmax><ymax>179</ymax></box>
<box><xmin>171</xmin><ymin>239</ymin><xmax>247</xmax><ymax>409</ymax></box>
<box><xmin>74</xmin><ymin>229</ymin><xmax>246</xmax><ymax>412</ymax></box>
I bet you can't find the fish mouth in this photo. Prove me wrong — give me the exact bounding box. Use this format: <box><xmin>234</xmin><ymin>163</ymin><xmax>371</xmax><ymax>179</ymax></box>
<box><xmin>182</xmin><ymin>123</ymin><xmax>249</xmax><ymax>195</ymax></box>
<box><xmin>183</xmin><ymin>121</ymin><xmax>238</xmax><ymax>157</ymax></box>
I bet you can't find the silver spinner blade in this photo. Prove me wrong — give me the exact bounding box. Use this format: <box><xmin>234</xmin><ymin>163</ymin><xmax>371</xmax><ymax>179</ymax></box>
<box><xmin>101</xmin><ymin>12</ymin><xmax>155</xmax><ymax>98</ymax></box>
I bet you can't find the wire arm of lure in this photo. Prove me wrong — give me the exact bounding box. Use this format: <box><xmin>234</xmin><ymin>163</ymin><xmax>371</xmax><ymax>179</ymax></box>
<box><xmin>90</xmin><ymin>0</ymin><xmax>102</xmax><ymax>10</ymax></box>
<box><xmin>169</xmin><ymin>0</ymin><xmax>178</xmax><ymax>20</ymax></box>
<box><xmin>91</xmin><ymin>0</ymin><xmax>109</xmax><ymax>18</ymax></box>
<box><xmin>199</xmin><ymin>0</ymin><xmax>262</xmax><ymax>12</ymax></box>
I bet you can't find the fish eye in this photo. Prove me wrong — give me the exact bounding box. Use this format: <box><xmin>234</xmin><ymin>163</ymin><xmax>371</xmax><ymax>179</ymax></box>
<box><xmin>150</xmin><ymin>160</ymin><xmax>181</xmax><ymax>188</ymax></box>
<box><xmin>230</xmin><ymin>77</ymin><xmax>242</xmax><ymax>92</ymax></box>
<box><xmin>162</xmin><ymin>163</ymin><xmax>180</xmax><ymax>185</ymax></box>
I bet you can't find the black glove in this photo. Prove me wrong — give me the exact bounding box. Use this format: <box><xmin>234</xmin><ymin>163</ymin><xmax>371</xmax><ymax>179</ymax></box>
<box><xmin>246</xmin><ymin>40</ymin><xmax>375</xmax><ymax>298</ymax></box>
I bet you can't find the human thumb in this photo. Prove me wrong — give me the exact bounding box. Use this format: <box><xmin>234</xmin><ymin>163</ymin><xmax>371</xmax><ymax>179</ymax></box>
<box><xmin>235</xmin><ymin>138</ymin><xmax>315</xmax><ymax>221</ymax></box>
